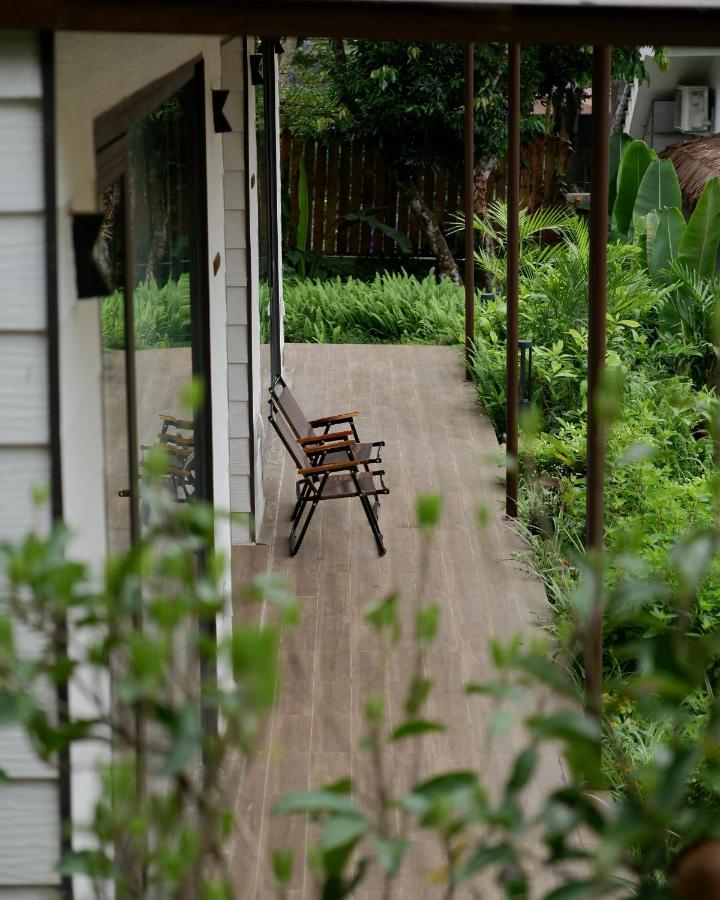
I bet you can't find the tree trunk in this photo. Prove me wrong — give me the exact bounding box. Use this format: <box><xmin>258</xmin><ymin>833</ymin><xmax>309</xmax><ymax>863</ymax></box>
<box><xmin>399</xmin><ymin>179</ymin><xmax>461</xmax><ymax>283</ymax></box>
<box><xmin>473</xmin><ymin>160</ymin><xmax>496</xmax><ymax>291</ymax></box>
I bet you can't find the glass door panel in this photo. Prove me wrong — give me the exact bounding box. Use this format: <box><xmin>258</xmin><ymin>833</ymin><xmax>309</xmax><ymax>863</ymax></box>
<box><xmin>127</xmin><ymin>86</ymin><xmax>196</xmax><ymax>528</ymax></box>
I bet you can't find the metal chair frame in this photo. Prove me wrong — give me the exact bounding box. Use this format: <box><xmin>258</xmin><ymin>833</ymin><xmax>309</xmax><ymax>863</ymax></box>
<box><xmin>268</xmin><ymin>397</ymin><xmax>389</xmax><ymax>557</ymax></box>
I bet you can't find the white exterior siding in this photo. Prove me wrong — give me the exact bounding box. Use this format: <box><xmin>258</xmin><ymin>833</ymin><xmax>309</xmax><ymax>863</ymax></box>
<box><xmin>221</xmin><ymin>37</ymin><xmax>264</xmax><ymax>544</ymax></box>
<box><xmin>0</xmin><ymin>30</ymin><xmax>60</xmax><ymax>898</ymax></box>
<box><xmin>54</xmin><ymin>31</ymin><xmax>244</xmax><ymax>879</ymax></box>
<box><xmin>0</xmin><ymin>29</ymin><xmax>263</xmax><ymax>891</ymax></box>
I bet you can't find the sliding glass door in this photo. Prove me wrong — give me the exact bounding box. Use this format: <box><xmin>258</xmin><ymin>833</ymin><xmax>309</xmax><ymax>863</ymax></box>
<box><xmin>97</xmin><ymin>64</ymin><xmax>211</xmax><ymax>548</ymax></box>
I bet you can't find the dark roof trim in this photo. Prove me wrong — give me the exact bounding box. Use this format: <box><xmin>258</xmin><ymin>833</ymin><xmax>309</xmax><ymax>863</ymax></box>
<box><xmin>5</xmin><ymin>1</ymin><xmax>720</xmax><ymax>45</ymax></box>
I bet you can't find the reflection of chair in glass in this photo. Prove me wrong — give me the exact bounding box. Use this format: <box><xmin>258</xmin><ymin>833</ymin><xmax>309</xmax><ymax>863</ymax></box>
<box><xmin>140</xmin><ymin>415</ymin><xmax>196</xmax><ymax>526</ymax></box>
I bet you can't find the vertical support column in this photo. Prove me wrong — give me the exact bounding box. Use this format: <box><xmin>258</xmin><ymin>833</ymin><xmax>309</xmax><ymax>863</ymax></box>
<box><xmin>464</xmin><ymin>42</ymin><xmax>475</xmax><ymax>381</ymax></box>
<box><xmin>262</xmin><ymin>37</ymin><xmax>283</xmax><ymax>384</ymax></box>
<box><xmin>505</xmin><ymin>43</ymin><xmax>521</xmax><ymax>518</ymax></box>
<box><xmin>585</xmin><ymin>44</ymin><xmax>611</xmax><ymax>718</ymax></box>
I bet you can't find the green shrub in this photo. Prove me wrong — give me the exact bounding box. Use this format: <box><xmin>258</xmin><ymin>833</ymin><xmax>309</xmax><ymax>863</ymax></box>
<box><xmin>102</xmin><ymin>274</ymin><xmax>192</xmax><ymax>350</ymax></box>
<box><xmin>262</xmin><ymin>271</ymin><xmax>467</xmax><ymax>345</ymax></box>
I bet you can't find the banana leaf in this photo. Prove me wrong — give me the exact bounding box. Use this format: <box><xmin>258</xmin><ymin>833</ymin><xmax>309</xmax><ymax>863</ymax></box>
<box><xmin>631</xmin><ymin>159</ymin><xmax>682</xmax><ymax>232</ymax></box>
<box><xmin>650</xmin><ymin>207</ymin><xmax>686</xmax><ymax>279</ymax></box>
<box><xmin>678</xmin><ymin>176</ymin><xmax>720</xmax><ymax>277</ymax></box>
<box><xmin>608</xmin><ymin>131</ymin><xmax>632</xmax><ymax>219</ymax></box>
<box><xmin>612</xmin><ymin>139</ymin><xmax>656</xmax><ymax>239</ymax></box>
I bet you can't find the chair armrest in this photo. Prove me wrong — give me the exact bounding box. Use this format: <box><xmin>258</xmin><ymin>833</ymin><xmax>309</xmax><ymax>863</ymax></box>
<box><xmin>299</xmin><ymin>430</ymin><xmax>353</xmax><ymax>445</ymax></box>
<box><xmin>159</xmin><ymin>432</ymin><xmax>194</xmax><ymax>447</ymax></box>
<box><xmin>299</xmin><ymin>459</ymin><xmax>359</xmax><ymax>476</ymax></box>
<box><xmin>308</xmin><ymin>411</ymin><xmax>359</xmax><ymax>426</ymax></box>
<box><xmin>159</xmin><ymin>414</ymin><xmax>195</xmax><ymax>430</ymax></box>
<box><xmin>305</xmin><ymin>440</ymin><xmax>355</xmax><ymax>456</ymax></box>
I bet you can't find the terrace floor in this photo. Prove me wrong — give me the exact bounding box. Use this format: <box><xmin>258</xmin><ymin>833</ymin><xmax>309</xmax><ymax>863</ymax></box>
<box><xmin>229</xmin><ymin>343</ymin><xmax>562</xmax><ymax>899</ymax></box>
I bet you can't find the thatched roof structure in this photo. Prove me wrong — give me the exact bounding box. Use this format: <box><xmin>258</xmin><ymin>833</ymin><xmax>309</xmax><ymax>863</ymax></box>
<box><xmin>660</xmin><ymin>134</ymin><xmax>720</xmax><ymax>207</ymax></box>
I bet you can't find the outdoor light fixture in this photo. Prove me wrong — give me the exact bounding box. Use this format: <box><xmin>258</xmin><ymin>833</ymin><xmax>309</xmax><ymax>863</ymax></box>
<box><xmin>519</xmin><ymin>339</ymin><xmax>533</xmax><ymax>411</ymax></box>
<box><xmin>480</xmin><ymin>291</ymin><xmax>495</xmax><ymax>303</ymax></box>
<box><xmin>211</xmin><ymin>90</ymin><xmax>232</xmax><ymax>133</ymax></box>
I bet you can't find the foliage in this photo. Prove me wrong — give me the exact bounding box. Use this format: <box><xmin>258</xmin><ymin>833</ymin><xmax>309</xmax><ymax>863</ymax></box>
<box><xmin>460</xmin><ymin>200</ymin><xmax>576</xmax><ymax>288</ymax></box>
<box><xmin>263</xmin><ymin>272</ymin><xmax>467</xmax><ymax>345</ymax></box>
<box><xmin>609</xmin><ymin>137</ymin><xmax>720</xmax><ymax>282</ymax></box>
<box><xmin>271</xmin><ymin>486</ymin><xmax>720</xmax><ymax>897</ymax></box>
<box><xmin>102</xmin><ymin>275</ymin><xmax>191</xmax><ymax>350</ymax></box>
<box><xmin>0</xmin><ymin>476</ymin><xmax>297</xmax><ymax>897</ymax></box>
<box><xmin>282</xmin><ymin>41</ymin><xmax>650</xmax><ymax>170</ymax></box>
<box><xmin>280</xmin><ymin>40</ymin><xmax>653</xmax><ymax>277</ymax></box>
<box><xmin>280</xmin><ymin>39</ymin><xmax>350</xmax><ymax>139</ymax></box>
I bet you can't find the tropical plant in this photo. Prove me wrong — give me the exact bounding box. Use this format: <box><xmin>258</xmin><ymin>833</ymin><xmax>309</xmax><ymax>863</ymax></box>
<box><xmin>657</xmin><ymin>262</ymin><xmax>720</xmax><ymax>387</ymax></box>
<box><xmin>609</xmin><ymin>136</ymin><xmax>720</xmax><ymax>280</ymax></box>
<box><xmin>449</xmin><ymin>200</ymin><xmax>576</xmax><ymax>288</ymax></box>
<box><xmin>0</xmin><ymin>465</ymin><xmax>297</xmax><ymax>896</ymax></box>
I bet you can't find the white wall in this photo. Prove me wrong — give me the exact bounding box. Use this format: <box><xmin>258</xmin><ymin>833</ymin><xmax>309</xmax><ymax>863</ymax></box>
<box><xmin>628</xmin><ymin>48</ymin><xmax>719</xmax><ymax>151</ymax></box>
<box><xmin>54</xmin><ymin>30</ymin><xmax>238</xmax><ymax>891</ymax></box>
<box><xmin>0</xmin><ymin>29</ymin><xmax>60</xmax><ymax>900</ymax></box>
<box><xmin>221</xmin><ymin>36</ymin><xmax>264</xmax><ymax>545</ymax></box>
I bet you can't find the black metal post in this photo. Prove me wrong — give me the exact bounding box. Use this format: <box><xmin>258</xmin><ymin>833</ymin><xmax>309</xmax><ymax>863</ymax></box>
<box><xmin>506</xmin><ymin>43</ymin><xmax>521</xmax><ymax>517</ymax></box>
<box><xmin>262</xmin><ymin>37</ymin><xmax>283</xmax><ymax>384</ymax></box>
<box><xmin>585</xmin><ymin>45</ymin><xmax>611</xmax><ymax>720</ymax></box>
<box><xmin>464</xmin><ymin>42</ymin><xmax>475</xmax><ymax>380</ymax></box>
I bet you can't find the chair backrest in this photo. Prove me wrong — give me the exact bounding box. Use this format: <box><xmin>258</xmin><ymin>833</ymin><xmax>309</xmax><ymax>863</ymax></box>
<box><xmin>269</xmin><ymin>400</ymin><xmax>311</xmax><ymax>471</ymax></box>
<box><xmin>271</xmin><ymin>382</ymin><xmax>313</xmax><ymax>440</ymax></box>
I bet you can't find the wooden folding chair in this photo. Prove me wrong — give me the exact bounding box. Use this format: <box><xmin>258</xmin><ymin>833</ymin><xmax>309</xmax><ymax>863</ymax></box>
<box><xmin>268</xmin><ymin>398</ymin><xmax>389</xmax><ymax>557</ymax></box>
<box><xmin>270</xmin><ymin>375</ymin><xmax>382</xmax><ymax>461</ymax></box>
<box><xmin>269</xmin><ymin>378</ymin><xmax>385</xmax><ymax>520</ymax></box>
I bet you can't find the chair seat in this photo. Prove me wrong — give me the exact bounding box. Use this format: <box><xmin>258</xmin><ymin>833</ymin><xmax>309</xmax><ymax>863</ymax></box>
<box><xmin>320</xmin><ymin>471</ymin><xmax>385</xmax><ymax>500</ymax></box>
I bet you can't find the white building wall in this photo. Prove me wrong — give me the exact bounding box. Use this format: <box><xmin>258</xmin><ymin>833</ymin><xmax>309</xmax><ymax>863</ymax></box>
<box><xmin>0</xmin><ymin>26</ymin><xmax>262</xmax><ymax>896</ymax></box>
<box><xmin>628</xmin><ymin>49</ymin><xmax>720</xmax><ymax>151</ymax></box>
<box><xmin>222</xmin><ymin>36</ymin><xmax>264</xmax><ymax>544</ymax></box>
<box><xmin>54</xmin><ymin>30</ymin><xmax>240</xmax><ymax>888</ymax></box>
<box><xmin>0</xmin><ymin>29</ymin><xmax>60</xmax><ymax>899</ymax></box>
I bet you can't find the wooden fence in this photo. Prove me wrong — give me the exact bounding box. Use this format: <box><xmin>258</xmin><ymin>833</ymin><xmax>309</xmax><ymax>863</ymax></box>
<box><xmin>280</xmin><ymin>130</ymin><xmax>570</xmax><ymax>258</ymax></box>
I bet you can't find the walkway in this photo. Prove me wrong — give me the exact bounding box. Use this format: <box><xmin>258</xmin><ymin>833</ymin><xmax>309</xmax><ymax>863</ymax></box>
<box><xmin>229</xmin><ymin>344</ymin><xmax>557</xmax><ymax>898</ymax></box>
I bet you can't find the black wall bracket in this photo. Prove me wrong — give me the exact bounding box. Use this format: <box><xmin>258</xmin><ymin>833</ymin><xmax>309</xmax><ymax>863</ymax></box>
<box><xmin>72</xmin><ymin>212</ymin><xmax>110</xmax><ymax>298</ymax></box>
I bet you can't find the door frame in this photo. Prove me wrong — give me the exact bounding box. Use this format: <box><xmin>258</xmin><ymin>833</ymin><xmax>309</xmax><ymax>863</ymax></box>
<box><xmin>94</xmin><ymin>59</ymin><xmax>214</xmax><ymax>543</ymax></box>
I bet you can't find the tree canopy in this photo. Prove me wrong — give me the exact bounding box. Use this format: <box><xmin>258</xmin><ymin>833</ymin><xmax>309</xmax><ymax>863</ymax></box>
<box><xmin>281</xmin><ymin>40</ymin><xmax>653</xmax><ymax>175</ymax></box>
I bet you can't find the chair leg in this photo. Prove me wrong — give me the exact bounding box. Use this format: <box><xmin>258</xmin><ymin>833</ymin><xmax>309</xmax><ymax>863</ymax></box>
<box><xmin>359</xmin><ymin>494</ymin><xmax>386</xmax><ymax>556</ymax></box>
<box><xmin>289</xmin><ymin>499</ymin><xmax>318</xmax><ymax>556</ymax></box>
<box><xmin>291</xmin><ymin>481</ymin><xmax>311</xmax><ymax>522</ymax></box>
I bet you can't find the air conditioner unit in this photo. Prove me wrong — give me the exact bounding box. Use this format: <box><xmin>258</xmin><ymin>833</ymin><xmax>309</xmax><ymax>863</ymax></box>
<box><xmin>674</xmin><ymin>85</ymin><xmax>711</xmax><ymax>133</ymax></box>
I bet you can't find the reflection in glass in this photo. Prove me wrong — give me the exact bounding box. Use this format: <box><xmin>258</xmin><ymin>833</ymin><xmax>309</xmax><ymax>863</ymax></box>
<box><xmin>128</xmin><ymin>87</ymin><xmax>196</xmax><ymax>528</ymax></box>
